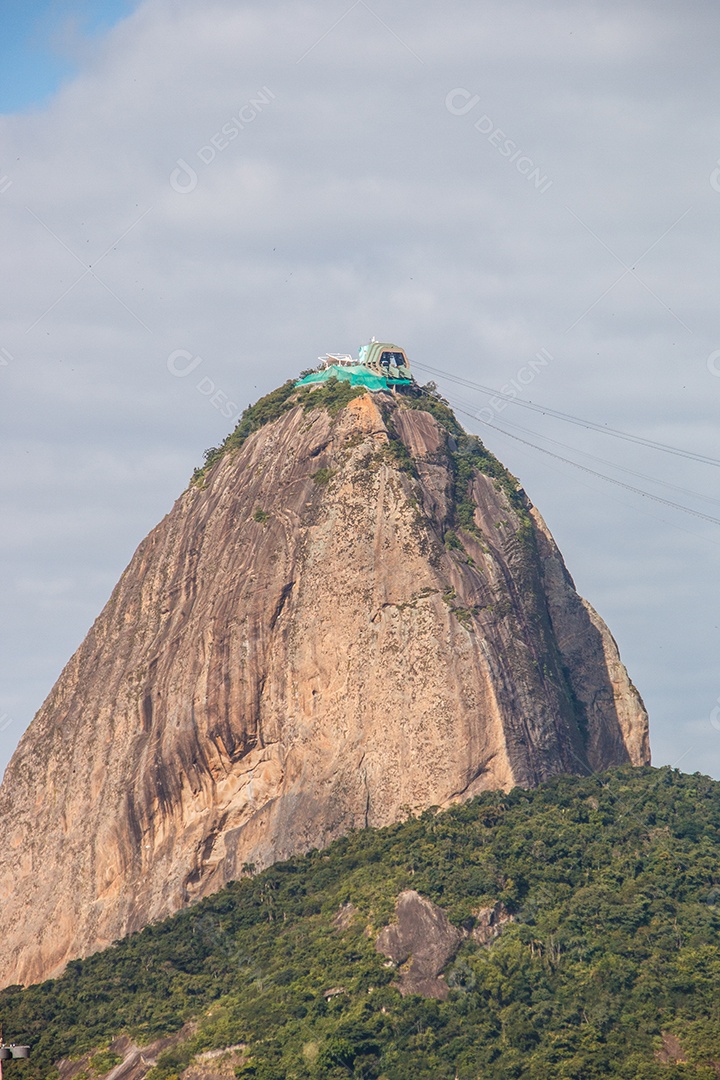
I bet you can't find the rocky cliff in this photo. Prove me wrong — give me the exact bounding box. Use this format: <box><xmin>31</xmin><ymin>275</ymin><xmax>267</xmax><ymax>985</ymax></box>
<box><xmin>0</xmin><ymin>384</ymin><xmax>649</xmax><ymax>987</ymax></box>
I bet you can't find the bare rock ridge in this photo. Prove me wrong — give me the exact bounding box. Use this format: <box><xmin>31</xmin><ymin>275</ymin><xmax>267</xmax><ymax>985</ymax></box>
<box><xmin>0</xmin><ymin>387</ymin><xmax>649</xmax><ymax>987</ymax></box>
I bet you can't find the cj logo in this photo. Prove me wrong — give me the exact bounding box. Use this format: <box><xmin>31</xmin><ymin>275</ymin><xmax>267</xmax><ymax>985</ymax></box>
<box><xmin>446</xmin><ymin>959</ymin><xmax>476</xmax><ymax>991</ymax></box>
<box><xmin>170</xmin><ymin>158</ymin><xmax>198</xmax><ymax>195</ymax></box>
<box><xmin>445</xmin><ymin>88</ymin><xmax>480</xmax><ymax>116</ymax></box>
<box><xmin>710</xmin><ymin>697</ymin><xmax>720</xmax><ymax>731</ymax></box>
<box><xmin>711</xmin><ymin>159</ymin><xmax>720</xmax><ymax>193</ymax></box>
<box><xmin>167</xmin><ymin>349</ymin><xmax>203</xmax><ymax>377</ymax></box>
<box><xmin>707</xmin><ymin>350</ymin><xmax>720</xmax><ymax>377</ymax></box>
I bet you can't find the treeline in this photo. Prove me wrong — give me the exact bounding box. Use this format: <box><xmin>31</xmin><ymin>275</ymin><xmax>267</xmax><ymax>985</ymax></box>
<box><xmin>2</xmin><ymin>766</ymin><xmax>720</xmax><ymax>1079</ymax></box>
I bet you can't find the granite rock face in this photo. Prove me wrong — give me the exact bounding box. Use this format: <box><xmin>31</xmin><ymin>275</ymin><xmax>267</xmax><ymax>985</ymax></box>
<box><xmin>376</xmin><ymin>890</ymin><xmax>464</xmax><ymax>999</ymax></box>
<box><xmin>0</xmin><ymin>390</ymin><xmax>649</xmax><ymax>986</ymax></box>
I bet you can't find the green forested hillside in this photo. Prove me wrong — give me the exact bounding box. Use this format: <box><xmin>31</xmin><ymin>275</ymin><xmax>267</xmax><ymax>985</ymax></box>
<box><xmin>2</xmin><ymin>766</ymin><xmax>720</xmax><ymax>1080</ymax></box>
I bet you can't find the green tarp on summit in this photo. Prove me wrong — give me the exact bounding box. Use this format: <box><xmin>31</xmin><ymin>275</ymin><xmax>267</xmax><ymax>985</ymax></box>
<box><xmin>296</xmin><ymin>339</ymin><xmax>414</xmax><ymax>391</ymax></box>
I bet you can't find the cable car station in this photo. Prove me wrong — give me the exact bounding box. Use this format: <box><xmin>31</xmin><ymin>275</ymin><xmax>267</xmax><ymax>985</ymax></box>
<box><xmin>296</xmin><ymin>338</ymin><xmax>414</xmax><ymax>392</ymax></box>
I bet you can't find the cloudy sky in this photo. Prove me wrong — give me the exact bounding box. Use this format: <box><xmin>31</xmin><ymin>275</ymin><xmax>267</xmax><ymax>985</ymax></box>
<box><xmin>1</xmin><ymin>0</ymin><xmax>719</xmax><ymax>780</ymax></box>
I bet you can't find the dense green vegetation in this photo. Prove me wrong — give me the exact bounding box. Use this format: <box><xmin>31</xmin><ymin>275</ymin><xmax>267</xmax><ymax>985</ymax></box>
<box><xmin>312</xmin><ymin>468</ymin><xmax>337</xmax><ymax>486</ymax></box>
<box><xmin>448</xmin><ymin>432</ymin><xmax>528</xmax><ymax>528</ymax></box>
<box><xmin>189</xmin><ymin>376</ymin><xmax>523</xmax><ymax>522</ymax></box>
<box><xmin>400</xmin><ymin>382</ymin><xmax>465</xmax><ymax>438</ymax></box>
<box><xmin>192</xmin><ymin>378</ymin><xmax>367</xmax><ymax>484</ymax></box>
<box><xmin>2</xmin><ymin>767</ymin><xmax>720</xmax><ymax>1079</ymax></box>
<box><xmin>193</xmin><ymin>379</ymin><xmax>299</xmax><ymax>482</ymax></box>
<box><xmin>399</xmin><ymin>383</ymin><xmax>528</xmax><ymax>524</ymax></box>
<box><xmin>298</xmin><ymin>378</ymin><xmax>368</xmax><ymax>418</ymax></box>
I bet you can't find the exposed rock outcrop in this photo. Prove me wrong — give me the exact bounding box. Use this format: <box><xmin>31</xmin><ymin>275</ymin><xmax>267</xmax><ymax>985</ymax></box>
<box><xmin>376</xmin><ymin>890</ymin><xmax>463</xmax><ymax>999</ymax></box>
<box><xmin>0</xmin><ymin>388</ymin><xmax>649</xmax><ymax>987</ymax></box>
<box><xmin>57</xmin><ymin>1029</ymin><xmax>196</xmax><ymax>1080</ymax></box>
<box><xmin>471</xmin><ymin>901</ymin><xmax>513</xmax><ymax>945</ymax></box>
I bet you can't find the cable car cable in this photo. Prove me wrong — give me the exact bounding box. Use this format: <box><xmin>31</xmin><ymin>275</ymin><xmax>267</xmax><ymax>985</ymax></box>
<box><xmin>435</xmin><ymin>391</ymin><xmax>720</xmax><ymax>527</ymax></box>
<box><xmin>448</xmin><ymin>404</ymin><xmax>720</xmax><ymax>511</ymax></box>
<box><xmin>412</xmin><ymin>360</ymin><xmax>720</xmax><ymax>468</ymax></box>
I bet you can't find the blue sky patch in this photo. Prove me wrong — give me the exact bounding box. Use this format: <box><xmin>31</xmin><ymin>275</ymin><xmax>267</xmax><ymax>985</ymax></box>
<box><xmin>0</xmin><ymin>0</ymin><xmax>137</xmax><ymax>113</ymax></box>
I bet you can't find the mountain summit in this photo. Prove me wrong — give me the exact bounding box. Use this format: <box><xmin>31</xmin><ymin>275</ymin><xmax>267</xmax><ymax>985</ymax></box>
<box><xmin>0</xmin><ymin>373</ymin><xmax>649</xmax><ymax>986</ymax></box>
